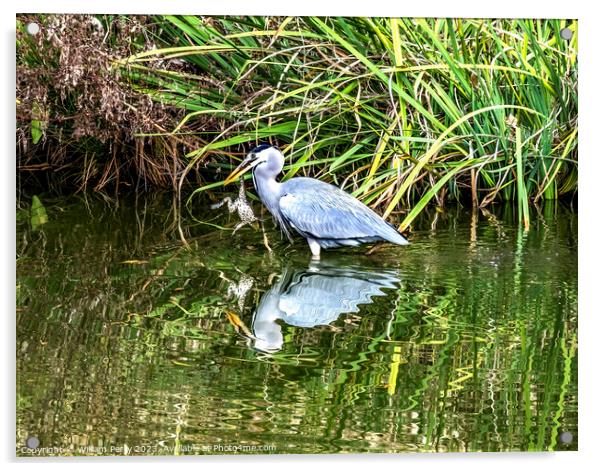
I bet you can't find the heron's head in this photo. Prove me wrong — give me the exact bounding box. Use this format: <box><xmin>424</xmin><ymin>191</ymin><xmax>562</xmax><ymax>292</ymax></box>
<box><xmin>224</xmin><ymin>144</ymin><xmax>284</xmax><ymax>185</ymax></box>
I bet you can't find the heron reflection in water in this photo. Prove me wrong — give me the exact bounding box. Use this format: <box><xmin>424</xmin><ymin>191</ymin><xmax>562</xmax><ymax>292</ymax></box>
<box><xmin>246</xmin><ymin>261</ymin><xmax>401</xmax><ymax>353</ymax></box>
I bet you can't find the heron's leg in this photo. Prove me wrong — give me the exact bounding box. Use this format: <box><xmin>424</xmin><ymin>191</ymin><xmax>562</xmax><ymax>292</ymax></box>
<box><xmin>307</xmin><ymin>238</ymin><xmax>321</xmax><ymax>260</ymax></box>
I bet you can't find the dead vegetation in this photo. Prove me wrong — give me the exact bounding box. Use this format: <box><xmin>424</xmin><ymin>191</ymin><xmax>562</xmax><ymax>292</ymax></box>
<box><xmin>17</xmin><ymin>14</ymin><xmax>199</xmax><ymax>192</ymax></box>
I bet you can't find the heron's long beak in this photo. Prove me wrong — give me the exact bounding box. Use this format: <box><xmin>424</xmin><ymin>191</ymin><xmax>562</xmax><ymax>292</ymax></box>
<box><xmin>223</xmin><ymin>155</ymin><xmax>255</xmax><ymax>186</ymax></box>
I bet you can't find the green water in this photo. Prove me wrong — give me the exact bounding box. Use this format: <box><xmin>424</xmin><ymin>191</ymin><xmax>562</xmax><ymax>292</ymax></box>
<box><xmin>16</xmin><ymin>194</ymin><xmax>578</xmax><ymax>455</ymax></box>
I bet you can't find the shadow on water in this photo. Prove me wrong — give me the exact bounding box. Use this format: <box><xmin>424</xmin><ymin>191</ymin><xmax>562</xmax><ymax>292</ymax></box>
<box><xmin>16</xmin><ymin>192</ymin><xmax>578</xmax><ymax>455</ymax></box>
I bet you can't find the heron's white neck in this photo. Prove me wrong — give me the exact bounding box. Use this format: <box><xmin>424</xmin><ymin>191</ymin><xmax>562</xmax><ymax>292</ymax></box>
<box><xmin>254</xmin><ymin>175</ymin><xmax>282</xmax><ymax>216</ymax></box>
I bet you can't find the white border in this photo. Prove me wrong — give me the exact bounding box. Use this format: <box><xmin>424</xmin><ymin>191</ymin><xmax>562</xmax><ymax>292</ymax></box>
<box><xmin>5</xmin><ymin>0</ymin><xmax>586</xmax><ymax>18</ymax></box>
<box><xmin>3</xmin><ymin>1</ymin><xmax>599</xmax><ymax>470</ymax></box>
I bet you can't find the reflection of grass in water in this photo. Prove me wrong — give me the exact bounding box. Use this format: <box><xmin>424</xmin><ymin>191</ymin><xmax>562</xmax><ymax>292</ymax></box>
<box><xmin>16</xmin><ymin>197</ymin><xmax>577</xmax><ymax>454</ymax></box>
<box><xmin>549</xmin><ymin>333</ymin><xmax>577</xmax><ymax>450</ymax></box>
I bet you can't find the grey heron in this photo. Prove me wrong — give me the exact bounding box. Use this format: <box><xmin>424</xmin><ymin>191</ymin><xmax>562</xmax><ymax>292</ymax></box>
<box><xmin>224</xmin><ymin>144</ymin><xmax>409</xmax><ymax>258</ymax></box>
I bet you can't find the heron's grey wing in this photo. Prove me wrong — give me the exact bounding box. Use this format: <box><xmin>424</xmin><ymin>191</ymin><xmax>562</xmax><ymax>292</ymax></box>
<box><xmin>278</xmin><ymin>269</ymin><xmax>399</xmax><ymax>327</ymax></box>
<box><xmin>278</xmin><ymin>178</ymin><xmax>396</xmax><ymax>241</ymax></box>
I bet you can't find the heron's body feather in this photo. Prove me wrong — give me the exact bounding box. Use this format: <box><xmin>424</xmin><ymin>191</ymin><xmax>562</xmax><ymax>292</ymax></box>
<box><xmin>277</xmin><ymin>177</ymin><xmax>407</xmax><ymax>249</ymax></box>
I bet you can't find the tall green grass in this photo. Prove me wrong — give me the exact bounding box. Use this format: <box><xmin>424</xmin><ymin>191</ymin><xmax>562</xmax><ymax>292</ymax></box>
<box><xmin>124</xmin><ymin>17</ymin><xmax>578</xmax><ymax>229</ymax></box>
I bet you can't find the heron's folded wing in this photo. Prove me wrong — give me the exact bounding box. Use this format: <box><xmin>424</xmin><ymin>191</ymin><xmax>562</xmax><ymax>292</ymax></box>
<box><xmin>278</xmin><ymin>185</ymin><xmax>385</xmax><ymax>240</ymax></box>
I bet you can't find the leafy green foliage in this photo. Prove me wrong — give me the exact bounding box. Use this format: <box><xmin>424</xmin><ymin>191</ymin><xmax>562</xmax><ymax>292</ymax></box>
<box><xmin>127</xmin><ymin>17</ymin><xmax>577</xmax><ymax>228</ymax></box>
<box><xmin>30</xmin><ymin>195</ymin><xmax>48</xmax><ymax>230</ymax></box>
<box><xmin>30</xmin><ymin>102</ymin><xmax>45</xmax><ymax>145</ymax></box>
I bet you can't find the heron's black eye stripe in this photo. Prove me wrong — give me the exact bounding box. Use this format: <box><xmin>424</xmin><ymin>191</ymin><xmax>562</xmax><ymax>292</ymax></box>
<box><xmin>250</xmin><ymin>143</ymin><xmax>274</xmax><ymax>154</ymax></box>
